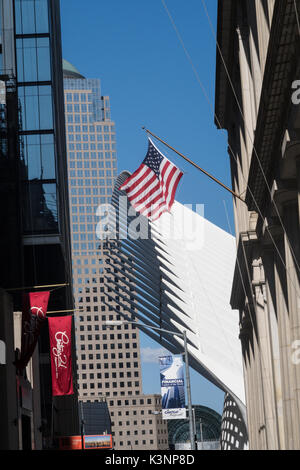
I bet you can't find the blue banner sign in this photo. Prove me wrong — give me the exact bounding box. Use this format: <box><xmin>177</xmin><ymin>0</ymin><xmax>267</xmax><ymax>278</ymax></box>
<box><xmin>159</xmin><ymin>355</ymin><xmax>187</xmax><ymax>420</ymax></box>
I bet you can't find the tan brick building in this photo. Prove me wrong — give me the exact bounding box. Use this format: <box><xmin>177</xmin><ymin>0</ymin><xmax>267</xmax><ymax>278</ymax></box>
<box><xmin>63</xmin><ymin>61</ymin><xmax>168</xmax><ymax>450</ymax></box>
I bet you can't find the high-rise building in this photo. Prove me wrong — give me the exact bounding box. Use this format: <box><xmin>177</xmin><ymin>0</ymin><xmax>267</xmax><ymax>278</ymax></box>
<box><xmin>0</xmin><ymin>0</ymin><xmax>79</xmax><ymax>449</ymax></box>
<box><xmin>63</xmin><ymin>61</ymin><xmax>168</xmax><ymax>450</ymax></box>
<box><xmin>63</xmin><ymin>60</ymin><xmax>120</xmax><ymax>399</ymax></box>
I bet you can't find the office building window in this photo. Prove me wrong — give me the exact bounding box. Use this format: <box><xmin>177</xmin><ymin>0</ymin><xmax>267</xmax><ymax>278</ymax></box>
<box><xmin>19</xmin><ymin>85</ymin><xmax>53</xmax><ymax>131</ymax></box>
<box><xmin>15</xmin><ymin>0</ymin><xmax>49</xmax><ymax>35</ymax></box>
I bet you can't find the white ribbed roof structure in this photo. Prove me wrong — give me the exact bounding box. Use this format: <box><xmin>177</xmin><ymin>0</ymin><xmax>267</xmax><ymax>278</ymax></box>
<box><xmin>105</xmin><ymin>171</ymin><xmax>246</xmax><ymax>419</ymax></box>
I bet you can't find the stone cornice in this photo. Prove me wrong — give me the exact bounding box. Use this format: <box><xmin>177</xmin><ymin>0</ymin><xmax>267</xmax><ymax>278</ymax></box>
<box><xmin>215</xmin><ymin>0</ymin><xmax>236</xmax><ymax>130</ymax></box>
<box><xmin>245</xmin><ymin>0</ymin><xmax>300</xmax><ymax>210</ymax></box>
<box><xmin>230</xmin><ymin>231</ymin><xmax>258</xmax><ymax>310</ymax></box>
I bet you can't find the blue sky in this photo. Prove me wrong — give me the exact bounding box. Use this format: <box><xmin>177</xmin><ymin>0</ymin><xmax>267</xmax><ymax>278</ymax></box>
<box><xmin>60</xmin><ymin>0</ymin><xmax>234</xmax><ymax>415</ymax></box>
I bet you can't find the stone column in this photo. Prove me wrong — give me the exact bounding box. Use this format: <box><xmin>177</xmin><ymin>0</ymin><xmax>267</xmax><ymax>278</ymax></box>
<box><xmin>282</xmin><ymin>195</ymin><xmax>300</xmax><ymax>449</ymax></box>
<box><xmin>240</xmin><ymin>298</ymin><xmax>267</xmax><ymax>449</ymax></box>
<box><xmin>239</xmin><ymin>308</ymin><xmax>256</xmax><ymax>448</ymax></box>
<box><xmin>236</xmin><ymin>26</ymin><xmax>255</xmax><ymax>164</ymax></box>
<box><xmin>262</xmin><ymin>248</ymin><xmax>285</xmax><ymax>449</ymax></box>
<box><xmin>274</xmin><ymin>235</ymin><xmax>295</xmax><ymax>449</ymax></box>
<box><xmin>252</xmin><ymin>248</ymin><xmax>279</xmax><ymax>449</ymax></box>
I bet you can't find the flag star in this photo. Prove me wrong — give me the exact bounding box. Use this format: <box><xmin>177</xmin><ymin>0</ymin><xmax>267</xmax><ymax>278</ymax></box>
<box><xmin>143</xmin><ymin>141</ymin><xmax>164</xmax><ymax>178</ymax></box>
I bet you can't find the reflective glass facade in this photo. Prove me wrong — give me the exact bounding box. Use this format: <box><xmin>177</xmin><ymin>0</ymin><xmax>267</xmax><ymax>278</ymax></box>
<box><xmin>0</xmin><ymin>0</ymin><xmax>79</xmax><ymax>446</ymax></box>
<box><xmin>15</xmin><ymin>0</ymin><xmax>59</xmax><ymax>234</ymax></box>
<box><xmin>0</xmin><ymin>8</ymin><xmax>3</xmax><ymax>72</ymax></box>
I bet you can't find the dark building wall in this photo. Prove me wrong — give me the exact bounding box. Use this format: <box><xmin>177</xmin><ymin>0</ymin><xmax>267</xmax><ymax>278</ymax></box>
<box><xmin>0</xmin><ymin>289</ymin><xmax>19</xmax><ymax>449</ymax></box>
<box><xmin>0</xmin><ymin>0</ymin><xmax>79</xmax><ymax>446</ymax></box>
<box><xmin>80</xmin><ymin>401</ymin><xmax>112</xmax><ymax>436</ymax></box>
<box><xmin>0</xmin><ymin>76</ymin><xmax>23</xmax><ymax>290</ymax></box>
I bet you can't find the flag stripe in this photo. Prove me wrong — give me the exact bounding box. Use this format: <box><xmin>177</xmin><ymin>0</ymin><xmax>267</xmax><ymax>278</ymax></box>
<box><xmin>151</xmin><ymin>207</ymin><xmax>168</xmax><ymax>222</ymax></box>
<box><xmin>130</xmin><ymin>182</ymin><xmax>161</xmax><ymax>210</ymax></box>
<box><xmin>127</xmin><ymin>172</ymin><xmax>157</xmax><ymax>202</ymax></box>
<box><xmin>142</xmin><ymin>198</ymin><xmax>166</xmax><ymax>218</ymax></box>
<box><xmin>120</xmin><ymin>164</ymin><xmax>148</xmax><ymax>191</ymax></box>
<box><xmin>148</xmin><ymin>167</ymin><xmax>178</xmax><ymax>219</ymax></box>
<box><xmin>149</xmin><ymin>174</ymin><xmax>181</xmax><ymax>220</ymax></box>
<box><xmin>120</xmin><ymin>140</ymin><xmax>183</xmax><ymax>222</ymax></box>
<box><xmin>133</xmin><ymin>188</ymin><xmax>163</xmax><ymax>213</ymax></box>
<box><xmin>138</xmin><ymin>197</ymin><xmax>165</xmax><ymax>218</ymax></box>
<box><xmin>167</xmin><ymin>170</ymin><xmax>183</xmax><ymax>208</ymax></box>
<box><xmin>160</xmin><ymin>159</ymin><xmax>171</xmax><ymax>181</ymax></box>
<box><xmin>128</xmin><ymin>159</ymin><xmax>170</xmax><ymax>211</ymax></box>
<box><xmin>126</xmin><ymin>167</ymin><xmax>153</xmax><ymax>197</ymax></box>
<box><xmin>161</xmin><ymin>166</ymin><xmax>177</xmax><ymax>201</ymax></box>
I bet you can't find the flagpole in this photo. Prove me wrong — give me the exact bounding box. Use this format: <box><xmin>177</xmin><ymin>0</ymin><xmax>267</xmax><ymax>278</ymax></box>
<box><xmin>47</xmin><ymin>309</ymin><xmax>83</xmax><ymax>315</ymax></box>
<box><xmin>142</xmin><ymin>127</ymin><xmax>244</xmax><ymax>202</ymax></box>
<box><xmin>6</xmin><ymin>283</ymin><xmax>70</xmax><ymax>292</ymax></box>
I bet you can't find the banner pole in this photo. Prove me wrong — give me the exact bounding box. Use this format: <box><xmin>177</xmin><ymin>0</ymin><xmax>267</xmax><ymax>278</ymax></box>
<box><xmin>80</xmin><ymin>401</ymin><xmax>85</xmax><ymax>450</ymax></box>
<box><xmin>183</xmin><ymin>329</ymin><xmax>196</xmax><ymax>451</ymax></box>
<box><xmin>51</xmin><ymin>398</ymin><xmax>55</xmax><ymax>448</ymax></box>
<box><xmin>142</xmin><ymin>127</ymin><xmax>244</xmax><ymax>202</ymax></box>
<box><xmin>47</xmin><ymin>309</ymin><xmax>83</xmax><ymax>315</ymax></box>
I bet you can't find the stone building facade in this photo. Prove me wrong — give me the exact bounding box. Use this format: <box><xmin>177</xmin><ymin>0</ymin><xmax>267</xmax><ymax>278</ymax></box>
<box><xmin>215</xmin><ymin>0</ymin><xmax>300</xmax><ymax>450</ymax></box>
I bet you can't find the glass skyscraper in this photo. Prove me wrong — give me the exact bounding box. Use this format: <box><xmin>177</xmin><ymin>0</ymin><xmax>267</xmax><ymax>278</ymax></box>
<box><xmin>16</xmin><ymin>0</ymin><xmax>64</xmax><ymax>236</ymax></box>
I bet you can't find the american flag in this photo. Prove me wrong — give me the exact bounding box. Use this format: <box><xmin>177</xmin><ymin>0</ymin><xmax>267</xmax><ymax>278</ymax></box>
<box><xmin>120</xmin><ymin>138</ymin><xmax>183</xmax><ymax>221</ymax></box>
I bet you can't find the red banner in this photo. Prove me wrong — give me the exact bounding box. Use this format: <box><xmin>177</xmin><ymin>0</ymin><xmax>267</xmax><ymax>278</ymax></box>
<box><xmin>17</xmin><ymin>291</ymin><xmax>50</xmax><ymax>370</ymax></box>
<box><xmin>48</xmin><ymin>315</ymin><xmax>73</xmax><ymax>396</ymax></box>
